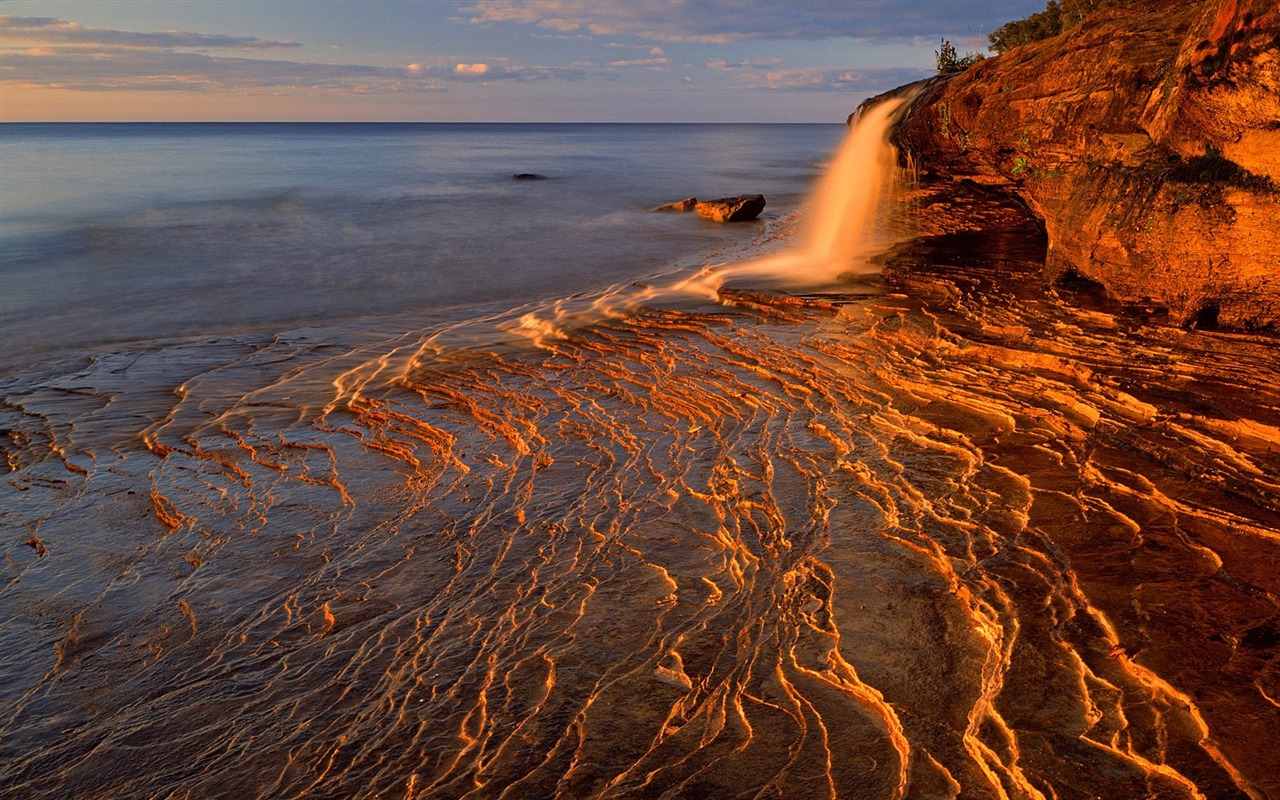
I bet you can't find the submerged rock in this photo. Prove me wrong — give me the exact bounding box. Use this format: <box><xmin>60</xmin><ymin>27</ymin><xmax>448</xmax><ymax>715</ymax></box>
<box><xmin>884</xmin><ymin>0</ymin><xmax>1280</xmax><ymax>330</ymax></box>
<box><xmin>653</xmin><ymin>197</ymin><xmax>698</xmax><ymax>212</ymax></box>
<box><xmin>694</xmin><ymin>194</ymin><xmax>766</xmax><ymax>222</ymax></box>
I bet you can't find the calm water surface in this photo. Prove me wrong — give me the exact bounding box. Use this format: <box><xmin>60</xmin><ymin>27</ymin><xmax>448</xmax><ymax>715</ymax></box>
<box><xmin>1</xmin><ymin>123</ymin><xmax>842</xmax><ymax>373</ymax></box>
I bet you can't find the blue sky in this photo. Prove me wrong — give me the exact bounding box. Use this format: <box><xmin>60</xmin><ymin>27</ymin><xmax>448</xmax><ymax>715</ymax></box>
<box><xmin>0</xmin><ymin>1</ymin><xmax>1041</xmax><ymax>121</ymax></box>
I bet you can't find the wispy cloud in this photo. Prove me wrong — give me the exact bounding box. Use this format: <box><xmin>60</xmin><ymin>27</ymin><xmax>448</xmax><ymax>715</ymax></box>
<box><xmin>706</xmin><ymin>58</ymin><xmax>784</xmax><ymax>72</ymax></box>
<box><xmin>0</xmin><ymin>49</ymin><xmax>437</xmax><ymax>92</ymax></box>
<box><xmin>0</xmin><ymin>15</ymin><xmax>300</xmax><ymax>50</ymax></box>
<box><xmin>605</xmin><ymin>56</ymin><xmax>669</xmax><ymax>68</ymax></box>
<box><xmin>463</xmin><ymin>0</ymin><xmax>1039</xmax><ymax>43</ymax></box>
<box><xmin>699</xmin><ymin>58</ymin><xmax>927</xmax><ymax>92</ymax></box>
<box><xmin>0</xmin><ymin>16</ymin><xmax>585</xmax><ymax>93</ymax></box>
<box><xmin>733</xmin><ymin>66</ymin><xmax>931</xmax><ymax>92</ymax></box>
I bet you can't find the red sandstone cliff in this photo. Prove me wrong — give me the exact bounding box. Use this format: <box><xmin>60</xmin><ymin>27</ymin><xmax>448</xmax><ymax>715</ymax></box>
<box><xmin>891</xmin><ymin>0</ymin><xmax>1279</xmax><ymax>329</ymax></box>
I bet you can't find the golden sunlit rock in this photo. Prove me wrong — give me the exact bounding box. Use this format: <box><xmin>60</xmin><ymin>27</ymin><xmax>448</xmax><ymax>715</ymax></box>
<box><xmin>893</xmin><ymin>0</ymin><xmax>1280</xmax><ymax>330</ymax></box>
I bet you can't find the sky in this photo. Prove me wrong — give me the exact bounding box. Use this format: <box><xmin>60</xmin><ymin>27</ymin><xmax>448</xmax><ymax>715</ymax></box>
<box><xmin>0</xmin><ymin>1</ymin><xmax>1043</xmax><ymax>122</ymax></box>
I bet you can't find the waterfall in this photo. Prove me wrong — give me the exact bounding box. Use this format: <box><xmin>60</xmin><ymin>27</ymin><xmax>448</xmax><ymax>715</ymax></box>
<box><xmin>704</xmin><ymin>93</ymin><xmax>914</xmax><ymax>290</ymax></box>
<box><xmin>797</xmin><ymin>95</ymin><xmax>912</xmax><ymax>278</ymax></box>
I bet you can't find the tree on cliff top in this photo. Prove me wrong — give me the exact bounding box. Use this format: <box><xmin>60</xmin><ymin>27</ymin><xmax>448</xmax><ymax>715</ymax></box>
<box><xmin>988</xmin><ymin>0</ymin><xmax>1140</xmax><ymax>53</ymax></box>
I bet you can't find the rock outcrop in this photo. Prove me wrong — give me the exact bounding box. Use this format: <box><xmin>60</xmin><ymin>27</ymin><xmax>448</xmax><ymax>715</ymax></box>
<box><xmin>694</xmin><ymin>195</ymin><xmax>766</xmax><ymax>222</ymax></box>
<box><xmin>887</xmin><ymin>0</ymin><xmax>1280</xmax><ymax>329</ymax></box>
<box><xmin>654</xmin><ymin>197</ymin><xmax>699</xmax><ymax>212</ymax></box>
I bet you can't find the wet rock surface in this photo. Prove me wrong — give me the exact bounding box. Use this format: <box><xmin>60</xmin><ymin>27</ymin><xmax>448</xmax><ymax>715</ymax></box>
<box><xmin>886</xmin><ymin>0</ymin><xmax>1280</xmax><ymax>330</ymax></box>
<box><xmin>654</xmin><ymin>197</ymin><xmax>698</xmax><ymax>212</ymax></box>
<box><xmin>695</xmin><ymin>194</ymin><xmax>766</xmax><ymax>222</ymax></box>
<box><xmin>3</xmin><ymin>215</ymin><xmax>1277</xmax><ymax>796</ymax></box>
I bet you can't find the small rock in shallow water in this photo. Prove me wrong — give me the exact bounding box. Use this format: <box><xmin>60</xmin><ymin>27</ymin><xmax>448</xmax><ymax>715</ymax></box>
<box><xmin>695</xmin><ymin>194</ymin><xmax>765</xmax><ymax>222</ymax></box>
<box><xmin>653</xmin><ymin>197</ymin><xmax>698</xmax><ymax>212</ymax></box>
<box><xmin>512</xmin><ymin>173</ymin><xmax>547</xmax><ymax>180</ymax></box>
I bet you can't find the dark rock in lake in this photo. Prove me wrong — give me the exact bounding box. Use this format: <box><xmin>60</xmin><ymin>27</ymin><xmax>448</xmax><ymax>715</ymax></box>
<box><xmin>695</xmin><ymin>195</ymin><xmax>766</xmax><ymax>222</ymax></box>
<box><xmin>654</xmin><ymin>197</ymin><xmax>698</xmax><ymax>212</ymax></box>
<box><xmin>512</xmin><ymin>173</ymin><xmax>547</xmax><ymax>180</ymax></box>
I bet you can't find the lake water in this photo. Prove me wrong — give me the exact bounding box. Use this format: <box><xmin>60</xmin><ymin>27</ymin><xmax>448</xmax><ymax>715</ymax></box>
<box><xmin>1</xmin><ymin>123</ymin><xmax>843</xmax><ymax>374</ymax></box>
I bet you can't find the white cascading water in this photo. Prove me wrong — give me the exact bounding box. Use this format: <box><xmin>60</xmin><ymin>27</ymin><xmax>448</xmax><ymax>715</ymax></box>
<box><xmin>792</xmin><ymin>95</ymin><xmax>912</xmax><ymax>278</ymax></box>
<box><xmin>686</xmin><ymin>93</ymin><xmax>913</xmax><ymax>292</ymax></box>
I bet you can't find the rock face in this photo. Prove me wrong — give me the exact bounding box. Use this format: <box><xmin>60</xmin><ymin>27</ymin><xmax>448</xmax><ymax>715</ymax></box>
<box><xmin>695</xmin><ymin>195</ymin><xmax>766</xmax><ymax>222</ymax></box>
<box><xmin>889</xmin><ymin>0</ymin><xmax>1280</xmax><ymax>329</ymax></box>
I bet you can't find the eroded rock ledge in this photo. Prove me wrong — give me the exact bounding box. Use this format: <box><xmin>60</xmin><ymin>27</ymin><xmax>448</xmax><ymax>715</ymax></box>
<box><xmin>882</xmin><ymin>0</ymin><xmax>1279</xmax><ymax>330</ymax></box>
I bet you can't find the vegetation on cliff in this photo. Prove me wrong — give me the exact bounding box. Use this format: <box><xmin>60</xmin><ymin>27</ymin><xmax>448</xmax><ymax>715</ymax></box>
<box><xmin>934</xmin><ymin>39</ymin><xmax>984</xmax><ymax>73</ymax></box>
<box><xmin>988</xmin><ymin>0</ymin><xmax>1141</xmax><ymax>52</ymax></box>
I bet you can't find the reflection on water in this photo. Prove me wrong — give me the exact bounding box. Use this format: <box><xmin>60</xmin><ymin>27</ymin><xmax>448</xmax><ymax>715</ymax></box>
<box><xmin>2</xmin><ymin>200</ymin><xmax>1278</xmax><ymax>797</ymax></box>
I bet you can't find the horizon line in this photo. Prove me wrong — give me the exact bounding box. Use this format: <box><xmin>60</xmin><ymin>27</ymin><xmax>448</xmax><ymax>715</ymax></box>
<box><xmin>0</xmin><ymin>119</ymin><xmax>848</xmax><ymax>125</ymax></box>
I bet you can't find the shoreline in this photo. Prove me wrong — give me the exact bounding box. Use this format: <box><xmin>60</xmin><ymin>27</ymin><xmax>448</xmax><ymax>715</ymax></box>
<box><xmin>0</xmin><ymin>207</ymin><xmax>806</xmax><ymax>385</ymax></box>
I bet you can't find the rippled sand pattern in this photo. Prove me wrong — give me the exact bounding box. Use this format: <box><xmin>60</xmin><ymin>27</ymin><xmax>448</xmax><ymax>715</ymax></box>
<box><xmin>3</xmin><ymin>240</ymin><xmax>1279</xmax><ymax>798</ymax></box>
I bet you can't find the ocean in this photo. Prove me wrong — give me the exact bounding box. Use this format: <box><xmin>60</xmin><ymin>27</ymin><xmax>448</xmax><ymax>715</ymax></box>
<box><xmin>2</xmin><ymin>119</ymin><xmax>1278</xmax><ymax>798</ymax></box>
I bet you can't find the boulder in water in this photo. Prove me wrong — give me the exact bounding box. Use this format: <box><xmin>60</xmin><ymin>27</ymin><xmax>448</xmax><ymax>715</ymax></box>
<box><xmin>512</xmin><ymin>173</ymin><xmax>547</xmax><ymax>181</ymax></box>
<box><xmin>653</xmin><ymin>197</ymin><xmax>698</xmax><ymax>212</ymax></box>
<box><xmin>695</xmin><ymin>195</ymin><xmax>766</xmax><ymax>222</ymax></box>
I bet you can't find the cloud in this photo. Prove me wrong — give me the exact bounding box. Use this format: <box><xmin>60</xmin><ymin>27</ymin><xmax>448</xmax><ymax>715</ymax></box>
<box><xmin>463</xmin><ymin>0</ymin><xmax>1043</xmax><ymax>43</ymax></box>
<box><xmin>441</xmin><ymin>61</ymin><xmax>588</xmax><ymax>81</ymax></box>
<box><xmin>0</xmin><ymin>16</ymin><xmax>587</xmax><ymax>93</ymax></box>
<box><xmin>734</xmin><ymin>66</ymin><xmax>932</xmax><ymax>92</ymax></box>
<box><xmin>0</xmin><ymin>48</ymin><xmax>440</xmax><ymax>92</ymax></box>
<box><xmin>605</xmin><ymin>56</ymin><xmax>669</xmax><ymax>68</ymax></box>
<box><xmin>0</xmin><ymin>15</ymin><xmax>300</xmax><ymax>49</ymax></box>
<box><xmin>707</xmin><ymin>58</ymin><xmax>784</xmax><ymax>72</ymax></box>
<box><xmin>0</xmin><ymin>47</ymin><xmax>587</xmax><ymax>93</ymax></box>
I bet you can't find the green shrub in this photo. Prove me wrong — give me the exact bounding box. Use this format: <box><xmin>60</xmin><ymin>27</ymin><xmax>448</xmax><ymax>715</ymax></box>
<box><xmin>936</xmin><ymin>39</ymin><xmax>986</xmax><ymax>73</ymax></box>
<box><xmin>988</xmin><ymin>0</ymin><xmax>1139</xmax><ymax>53</ymax></box>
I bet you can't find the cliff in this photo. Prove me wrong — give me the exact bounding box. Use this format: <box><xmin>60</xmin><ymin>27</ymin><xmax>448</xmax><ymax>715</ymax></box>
<box><xmin>889</xmin><ymin>0</ymin><xmax>1280</xmax><ymax>329</ymax></box>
